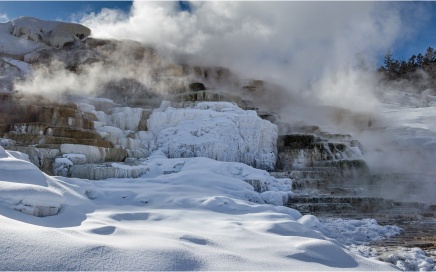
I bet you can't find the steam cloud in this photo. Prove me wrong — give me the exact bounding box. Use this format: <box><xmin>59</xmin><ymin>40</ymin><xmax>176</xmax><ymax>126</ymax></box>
<box><xmin>79</xmin><ymin>1</ymin><xmax>436</xmax><ymax>202</ymax></box>
<box><xmin>17</xmin><ymin>1</ymin><xmax>428</xmax><ymax>113</ymax></box>
<box><xmin>13</xmin><ymin>1</ymin><xmax>436</xmax><ymax>191</ymax></box>
<box><xmin>0</xmin><ymin>13</ymin><xmax>9</xmax><ymax>23</ymax></box>
<box><xmin>79</xmin><ymin>2</ymin><xmax>415</xmax><ymax>109</ymax></box>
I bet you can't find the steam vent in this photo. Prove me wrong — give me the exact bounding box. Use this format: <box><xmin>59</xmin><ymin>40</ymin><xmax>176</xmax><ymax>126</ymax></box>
<box><xmin>1</xmin><ymin>12</ymin><xmax>436</xmax><ymax>271</ymax></box>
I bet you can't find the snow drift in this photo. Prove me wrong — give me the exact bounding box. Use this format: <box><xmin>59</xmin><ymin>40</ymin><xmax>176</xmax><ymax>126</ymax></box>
<box><xmin>0</xmin><ymin>148</ymin><xmax>397</xmax><ymax>270</ymax></box>
<box><xmin>0</xmin><ymin>146</ymin><xmax>90</xmax><ymax>217</ymax></box>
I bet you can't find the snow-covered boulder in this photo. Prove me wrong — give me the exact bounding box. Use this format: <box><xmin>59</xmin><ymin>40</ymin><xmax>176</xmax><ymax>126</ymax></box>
<box><xmin>147</xmin><ymin>101</ymin><xmax>278</xmax><ymax>170</ymax></box>
<box><xmin>0</xmin><ymin>17</ymin><xmax>90</xmax><ymax>57</ymax></box>
<box><xmin>0</xmin><ymin>146</ymin><xmax>89</xmax><ymax>217</ymax></box>
<box><xmin>11</xmin><ymin>17</ymin><xmax>90</xmax><ymax>49</ymax></box>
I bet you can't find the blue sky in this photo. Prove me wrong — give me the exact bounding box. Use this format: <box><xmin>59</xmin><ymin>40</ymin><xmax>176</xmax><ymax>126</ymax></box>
<box><xmin>0</xmin><ymin>1</ymin><xmax>436</xmax><ymax>65</ymax></box>
<box><xmin>0</xmin><ymin>1</ymin><xmax>133</xmax><ymax>22</ymax></box>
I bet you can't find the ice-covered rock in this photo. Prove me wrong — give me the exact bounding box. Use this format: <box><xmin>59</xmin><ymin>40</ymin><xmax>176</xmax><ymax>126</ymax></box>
<box><xmin>76</xmin><ymin>101</ymin><xmax>154</xmax><ymax>158</ymax></box>
<box><xmin>69</xmin><ymin>163</ymin><xmax>150</xmax><ymax>180</ymax></box>
<box><xmin>76</xmin><ymin>100</ymin><xmax>277</xmax><ymax>169</ymax></box>
<box><xmin>0</xmin><ymin>138</ymin><xmax>15</xmax><ymax>147</ymax></box>
<box><xmin>60</xmin><ymin>144</ymin><xmax>128</xmax><ymax>163</ymax></box>
<box><xmin>52</xmin><ymin>154</ymin><xmax>87</xmax><ymax>176</ymax></box>
<box><xmin>0</xmin><ymin>146</ymin><xmax>89</xmax><ymax>217</ymax></box>
<box><xmin>107</xmin><ymin>107</ymin><xmax>145</xmax><ymax>131</ymax></box>
<box><xmin>147</xmin><ymin>101</ymin><xmax>278</xmax><ymax>170</ymax></box>
<box><xmin>62</xmin><ymin>153</ymin><xmax>86</xmax><ymax>165</ymax></box>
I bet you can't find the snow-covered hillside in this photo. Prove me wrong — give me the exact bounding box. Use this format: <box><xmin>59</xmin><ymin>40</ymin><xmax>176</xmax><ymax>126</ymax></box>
<box><xmin>360</xmin><ymin>90</ymin><xmax>436</xmax><ymax>178</ymax></box>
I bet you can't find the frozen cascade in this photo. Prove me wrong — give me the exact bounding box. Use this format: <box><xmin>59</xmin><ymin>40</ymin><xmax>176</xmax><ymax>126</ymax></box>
<box><xmin>107</xmin><ymin>107</ymin><xmax>145</xmax><ymax>131</ymax></box>
<box><xmin>76</xmin><ymin>100</ymin><xmax>278</xmax><ymax>171</ymax></box>
<box><xmin>68</xmin><ymin>163</ymin><xmax>150</xmax><ymax>180</ymax></box>
<box><xmin>147</xmin><ymin>101</ymin><xmax>278</xmax><ymax>170</ymax></box>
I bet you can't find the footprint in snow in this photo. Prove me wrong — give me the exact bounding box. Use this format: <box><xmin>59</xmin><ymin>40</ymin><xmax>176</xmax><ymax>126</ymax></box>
<box><xmin>110</xmin><ymin>212</ymin><xmax>150</xmax><ymax>221</ymax></box>
<box><xmin>90</xmin><ymin>226</ymin><xmax>116</xmax><ymax>235</ymax></box>
<box><xmin>179</xmin><ymin>234</ymin><xmax>210</xmax><ymax>246</ymax></box>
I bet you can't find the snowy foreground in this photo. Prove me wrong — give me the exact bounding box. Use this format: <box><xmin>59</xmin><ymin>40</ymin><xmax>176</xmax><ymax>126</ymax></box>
<box><xmin>0</xmin><ymin>146</ymin><xmax>401</xmax><ymax>270</ymax></box>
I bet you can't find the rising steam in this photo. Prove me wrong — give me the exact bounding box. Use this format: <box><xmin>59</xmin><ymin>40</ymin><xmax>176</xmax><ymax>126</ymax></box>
<box><xmin>13</xmin><ymin>1</ymin><xmax>436</xmax><ymax>188</ymax></box>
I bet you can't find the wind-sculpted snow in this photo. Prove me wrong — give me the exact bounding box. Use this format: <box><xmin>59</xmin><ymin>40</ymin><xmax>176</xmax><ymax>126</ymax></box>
<box><xmin>0</xmin><ymin>146</ymin><xmax>90</xmax><ymax>217</ymax></box>
<box><xmin>148</xmin><ymin>102</ymin><xmax>278</xmax><ymax>170</ymax></box>
<box><xmin>0</xmin><ymin>149</ymin><xmax>397</xmax><ymax>270</ymax></box>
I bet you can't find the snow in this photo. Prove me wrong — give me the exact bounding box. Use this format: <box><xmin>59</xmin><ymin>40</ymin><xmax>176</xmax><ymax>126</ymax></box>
<box><xmin>62</xmin><ymin>153</ymin><xmax>87</xmax><ymax>165</ymax></box>
<box><xmin>107</xmin><ymin>107</ymin><xmax>145</xmax><ymax>131</ymax></box>
<box><xmin>54</xmin><ymin>157</ymin><xmax>73</xmax><ymax>166</ymax></box>
<box><xmin>380</xmin><ymin>247</ymin><xmax>435</xmax><ymax>271</ymax></box>
<box><xmin>0</xmin><ymin>146</ymin><xmax>90</xmax><ymax>217</ymax></box>
<box><xmin>1</xmin><ymin>57</ymin><xmax>29</xmax><ymax>74</ymax></box>
<box><xmin>0</xmin><ymin>21</ymin><xmax>46</xmax><ymax>56</ymax></box>
<box><xmin>0</xmin><ymin>17</ymin><xmax>90</xmax><ymax>57</ymax></box>
<box><xmin>76</xmin><ymin>101</ymin><xmax>277</xmax><ymax>168</ymax></box>
<box><xmin>0</xmin><ymin>146</ymin><xmax>397</xmax><ymax>270</ymax></box>
<box><xmin>358</xmin><ymin>89</ymin><xmax>436</xmax><ymax>183</ymax></box>
<box><xmin>317</xmin><ymin>218</ymin><xmax>402</xmax><ymax>246</ymax></box>
<box><xmin>148</xmin><ymin>101</ymin><xmax>278</xmax><ymax>170</ymax></box>
<box><xmin>11</xmin><ymin>17</ymin><xmax>90</xmax><ymax>49</ymax></box>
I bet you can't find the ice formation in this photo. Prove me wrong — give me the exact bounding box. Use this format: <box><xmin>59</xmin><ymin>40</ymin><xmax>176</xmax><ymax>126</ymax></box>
<box><xmin>147</xmin><ymin>101</ymin><xmax>278</xmax><ymax>170</ymax></box>
<box><xmin>76</xmin><ymin>101</ymin><xmax>278</xmax><ymax>170</ymax></box>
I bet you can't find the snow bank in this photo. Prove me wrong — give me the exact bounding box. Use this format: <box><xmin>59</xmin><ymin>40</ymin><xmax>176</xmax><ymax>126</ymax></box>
<box><xmin>148</xmin><ymin>101</ymin><xmax>278</xmax><ymax>170</ymax></box>
<box><xmin>0</xmin><ymin>146</ymin><xmax>90</xmax><ymax>217</ymax></box>
<box><xmin>0</xmin><ymin>151</ymin><xmax>396</xmax><ymax>270</ymax></box>
<box><xmin>142</xmin><ymin>154</ymin><xmax>292</xmax><ymax>205</ymax></box>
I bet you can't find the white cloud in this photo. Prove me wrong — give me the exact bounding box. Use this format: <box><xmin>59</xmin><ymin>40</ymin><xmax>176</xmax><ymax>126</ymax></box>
<box><xmin>0</xmin><ymin>13</ymin><xmax>9</xmax><ymax>23</ymax></box>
